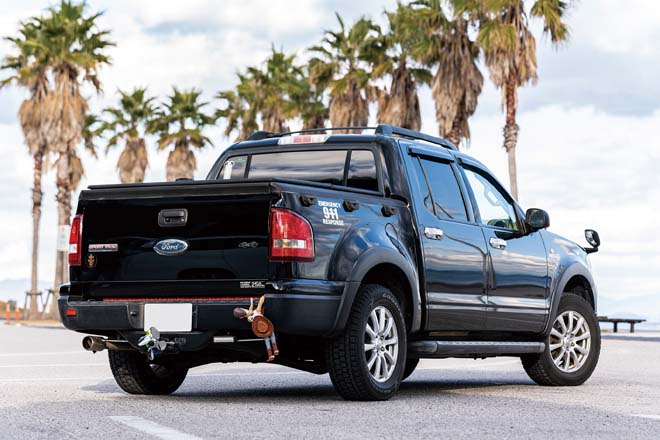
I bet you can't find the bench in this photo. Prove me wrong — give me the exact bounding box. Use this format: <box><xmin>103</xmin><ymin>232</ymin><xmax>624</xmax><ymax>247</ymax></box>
<box><xmin>598</xmin><ymin>316</ymin><xmax>646</xmax><ymax>333</ymax></box>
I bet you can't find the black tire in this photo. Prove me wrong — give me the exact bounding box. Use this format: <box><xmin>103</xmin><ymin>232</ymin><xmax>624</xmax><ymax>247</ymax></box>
<box><xmin>402</xmin><ymin>358</ymin><xmax>419</xmax><ymax>381</ymax></box>
<box><xmin>522</xmin><ymin>294</ymin><xmax>601</xmax><ymax>386</ymax></box>
<box><xmin>326</xmin><ymin>284</ymin><xmax>407</xmax><ymax>401</ymax></box>
<box><xmin>108</xmin><ymin>350</ymin><xmax>188</xmax><ymax>395</ymax></box>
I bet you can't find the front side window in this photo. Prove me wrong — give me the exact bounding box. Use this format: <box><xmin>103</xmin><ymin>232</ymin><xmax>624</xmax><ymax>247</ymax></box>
<box><xmin>463</xmin><ymin>168</ymin><xmax>519</xmax><ymax>231</ymax></box>
<box><xmin>418</xmin><ymin>158</ymin><xmax>468</xmax><ymax>221</ymax></box>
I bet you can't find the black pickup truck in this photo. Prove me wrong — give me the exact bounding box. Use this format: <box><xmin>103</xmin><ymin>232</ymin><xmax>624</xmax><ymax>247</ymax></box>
<box><xmin>59</xmin><ymin>125</ymin><xmax>601</xmax><ymax>400</ymax></box>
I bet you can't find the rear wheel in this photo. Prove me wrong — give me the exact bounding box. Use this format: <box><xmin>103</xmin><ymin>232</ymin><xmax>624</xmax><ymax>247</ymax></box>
<box><xmin>326</xmin><ymin>284</ymin><xmax>407</xmax><ymax>400</ymax></box>
<box><xmin>108</xmin><ymin>350</ymin><xmax>188</xmax><ymax>395</ymax></box>
<box><xmin>522</xmin><ymin>294</ymin><xmax>600</xmax><ymax>386</ymax></box>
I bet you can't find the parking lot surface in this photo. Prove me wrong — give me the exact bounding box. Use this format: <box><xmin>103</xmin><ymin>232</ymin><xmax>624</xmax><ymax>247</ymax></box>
<box><xmin>1</xmin><ymin>324</ymin><xmax>660</xmax><ymax>439</ymax></box>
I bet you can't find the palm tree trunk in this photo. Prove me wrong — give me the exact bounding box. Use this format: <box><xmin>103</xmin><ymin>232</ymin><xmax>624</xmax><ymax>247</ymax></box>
<box><xmin>446</xmin><ymin>104</ymin><xmax>465</xmax><ymax>148</ymax></box>
<box><xmin>28</xmin><ymin>151</ymin><xmax>45</xmax><ymax>319</ymax></box>
<box><xmin>503</xmin><ymin>72</ymin><xmax>519</xmax><ymax>200</ymax></box>
<box><xmin>302</xmin><ymin>114</ymin><xmax>326</xmax><ymax>131</ymax></box>
<box><xmin>378</xmin><ymin>62</ymin><xmax>421</xmax><ymax>131</ymax></box>
<box><xmin>47</xmin><ymin>151</ymin><xmax>72</xmax><ymax>319</ymax></box>
<box><xmin>329</xmin><ymin>81</ymin><xmax>368</xmax><ymax>133</ymax></box>
<box><xmin>166</xmin><ymin>144</ymin><xmax>197</xmax><ymax>181</ymax></box>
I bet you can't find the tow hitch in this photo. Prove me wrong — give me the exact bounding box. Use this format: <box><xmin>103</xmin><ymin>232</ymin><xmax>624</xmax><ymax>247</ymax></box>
<box><xmin>234</xmin><ymin>296</ymin><xmax>279</xmax><ymax>361</ymax></box>
<box><xmin>138</xmin><ymin>327</ymin><xmax>175</xmax><ymax>361</ymax></box>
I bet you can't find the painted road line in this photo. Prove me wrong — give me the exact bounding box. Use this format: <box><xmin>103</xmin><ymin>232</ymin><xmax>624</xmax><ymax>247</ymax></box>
<box><xmin>0</xmin><ymin>351</ymin><xmax>85</xmax><ymax>357</ymax></box>
<box><xmin>0</xmin><ymin>361</ymin><xmax>523</xmax><ymax>383</ymax></box>
<box><xmin>109</xmin><ymin>416</ymin><xmax>203</xmax><ymax>440</ymax></box>
<box><xmin>632</xmin><ymin>414</ymin><xmax>660</xmax><ymax>421</ymax></box>
<box><xmin>0</xmin><ymin>363</ymin><xmax>106</xmax><ymax>368</ymax></box>
<box><xmin>0</xmin><ymin>376</ymin><xmax>112</xmax><ymax>383</ymax></box>
<box><xmin>0</xmin><ymin>371</ymin><xmax>303</xmax><ymax>383</ymax></box>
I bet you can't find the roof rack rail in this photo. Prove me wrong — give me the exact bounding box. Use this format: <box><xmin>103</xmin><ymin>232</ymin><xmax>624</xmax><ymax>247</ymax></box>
<box><xmin>247</xmin><ymin>127</ymin><xmax>376</xmax><ymax>141</ymax></box>
<box><xmin>375</xmin><ymin>124</ymin><xmax>458</xmax><ymax>151</ymax></box>
<box><xmin>246</xmin><ymin>124</ymin><xmax>458</xmax><ymax>151</ymax></box>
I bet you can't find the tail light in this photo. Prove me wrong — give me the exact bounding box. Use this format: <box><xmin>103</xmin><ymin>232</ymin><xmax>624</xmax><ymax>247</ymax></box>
<box><xmin>68</xmin><ymin>214</ymin><xmax>83</xmax><ymax>266</ymax></box>
<box><xmin>269</xmin><ymin>208</ymin><xmax>314</xmax><ymax>261</ymax></box>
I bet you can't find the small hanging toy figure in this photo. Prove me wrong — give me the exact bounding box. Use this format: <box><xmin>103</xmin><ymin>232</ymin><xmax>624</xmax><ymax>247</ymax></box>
<box><xmin>233</xmin><ymin>296</ymin><xmax>279</xmax><ymax>361</ymax></box>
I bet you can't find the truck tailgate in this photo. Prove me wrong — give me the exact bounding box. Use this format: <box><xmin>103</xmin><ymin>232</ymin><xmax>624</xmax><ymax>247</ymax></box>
<box><xmin>75</xmin><ymin>181</ymin><xmax>279</xmax><ymax>299</ymax></box>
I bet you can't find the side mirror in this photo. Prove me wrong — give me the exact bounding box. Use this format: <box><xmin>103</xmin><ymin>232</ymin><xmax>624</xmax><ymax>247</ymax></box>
<box><xmin>525</xmin><ymin>208</ymin><xmax>550</xmax><ymax>231</ymax></box>
<box><xmin>585</xmin><ymin>229</ymin><xmax>600</xmax><ymax>253</ymax></box>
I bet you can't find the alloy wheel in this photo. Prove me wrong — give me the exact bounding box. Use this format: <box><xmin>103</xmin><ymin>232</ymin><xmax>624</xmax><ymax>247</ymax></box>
<box><xmin>549</xmin><ymin>310</ymin><xmax>592</xmax><ymax>373</ymax></box>
<box><xmin>364</xmin><ymin>305</ymin><xmax>399</xmax><ymax>382</ymax></box>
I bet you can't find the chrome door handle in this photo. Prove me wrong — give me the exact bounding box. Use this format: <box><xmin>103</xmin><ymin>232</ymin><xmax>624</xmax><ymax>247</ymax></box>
<box><xmin>424</xmin><ymin>227</ymin><xmax>444</xmax><ymax>240</ymax></box>
<box><xmin>489</xmin><ymin>237</ymin><xmax>507</xmax><ymax>250</ymax></box>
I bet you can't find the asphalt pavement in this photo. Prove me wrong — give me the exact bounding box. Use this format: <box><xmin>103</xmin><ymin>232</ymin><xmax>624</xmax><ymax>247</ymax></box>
<box><xmin>1</xmin><ymin>324</ymin><xmax>660</xmax><ymax>439</ymax></box>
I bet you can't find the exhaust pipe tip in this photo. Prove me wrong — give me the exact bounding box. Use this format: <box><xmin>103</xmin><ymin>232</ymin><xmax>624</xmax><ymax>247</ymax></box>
<box><xmin>82</xmin><ymin>336</ymin><xmax>106</xmax><ymax>352</ymax></box>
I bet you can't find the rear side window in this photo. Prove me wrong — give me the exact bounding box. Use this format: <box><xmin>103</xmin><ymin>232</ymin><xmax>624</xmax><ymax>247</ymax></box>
<box><xmin>416</xmin><ymin>157</ymin><xmax>468</xmax><ymax>221</ymax></box>
<box><xmin>347</xmin><ymin>150</ymin><xmax>378</xmax><ymax>191</ymax></box>
<box><xmin>219</xmin><ymin>155</ymin><xmax>247</xmax><ymax>180</ymax></box>
<box><xmin>218</xmin><ymin>148</ymin><xmax>379</xmax><ymax>191</ymax></box>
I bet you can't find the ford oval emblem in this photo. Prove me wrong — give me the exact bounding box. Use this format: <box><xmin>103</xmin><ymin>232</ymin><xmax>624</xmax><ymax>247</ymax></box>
<box><xmin>153</xmin><ymin>239</ymin><xmax>189</xmax><ymax>256</ymax></box>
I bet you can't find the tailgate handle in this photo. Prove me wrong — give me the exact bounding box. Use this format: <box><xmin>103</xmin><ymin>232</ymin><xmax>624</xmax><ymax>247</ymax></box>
<box><xmin>158</xmin><ymin>209</ymin><xmax>188</xmax><ymax>227</ymax></box>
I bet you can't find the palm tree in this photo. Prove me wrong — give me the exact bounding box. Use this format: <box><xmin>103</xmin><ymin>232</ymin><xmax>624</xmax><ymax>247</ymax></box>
<box><xmin>216</xmin><ymin>73</ymin><xmax>259</xmax><ymax>142</ymax></box>
<box><xmin>374</xmin><ymin>3</ymin><xmax>432</xmax><ymax>131</ymax></box>
<box><xmin>1</xmin><ymin>21</ymin><xmax>51</xmax><ymax>319</ymax></box>
<box><xmin>250</xmin><ymin>48</ymin><xmax>304</xmax><ymax>133</ymax></box>
<box><xmin>478</xmin><ymin>0</ymin><xmax>569</xmax><ymax>199</ymax></box>
<box><xmin>293</xmin><ymin>66</ymin><xmax>329</xmax><ymax>130</ymax></box>
<box><xmin>98</xmin><ymin>88</ymin><xmax>156</xmax><ymax>183</ymax></box>
<box><xmin>308</xmin><ymin>14</ymin><xmax>383</xmax><ymax>132</ymax></box>
<box><xmin>25</xmin><ymin>0</ymin><xmax>113</xmax><ymax>315</ymax></box>
<box><xmin>152</xmin><ymin>87</ymin><xmax>215</xmax><ymax>181</ymax></box>
<box><xmin>412</xmin><ymin>0</ymin><xmax>484</xmax><ymax>147</ymax></box>
<box><xmin>218</xmin><ymin>49</ymin><xmax>308</xmax><ymax>138</ymax></box>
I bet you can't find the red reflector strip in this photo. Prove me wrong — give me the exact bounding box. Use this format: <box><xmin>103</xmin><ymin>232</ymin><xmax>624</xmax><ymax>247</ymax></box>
<box><xmin>102</xmin><ymin>297</ymin><xmax>256</xmax><ymax>303</ymax></box>
<box><xmin>65</xmin><ymin>309</ymin><xmax>77</xmax><ymax>316</ymax></box>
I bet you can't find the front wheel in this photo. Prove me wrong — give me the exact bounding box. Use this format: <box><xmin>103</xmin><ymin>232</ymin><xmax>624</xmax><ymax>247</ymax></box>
<box><xmin>522</xmin><ymin>294</ymin><xmax>601</xmax><ymax>386</ymax></box>
<box><xmin>109</xmin><ymin>350</ymin><xmax>188</xmax><ymax>395</ymax></box>
<box><xmin>326</xmin><ymin>284</ymin><xmax>407</xmax><ymax>401</ymax></box>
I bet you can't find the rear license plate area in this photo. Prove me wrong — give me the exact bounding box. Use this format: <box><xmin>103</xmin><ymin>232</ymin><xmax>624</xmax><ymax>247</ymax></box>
<box><xmin>143</xmin><ymin>303</ymin><xmax>192</xmax><ymax>332</ymax></box>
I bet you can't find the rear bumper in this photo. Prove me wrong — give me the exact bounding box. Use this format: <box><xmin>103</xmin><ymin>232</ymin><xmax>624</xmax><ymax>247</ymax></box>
<box><xmin>58</xmin><ymin>281</ymin><xmax>354</xmax><ymax>337</ymax></box>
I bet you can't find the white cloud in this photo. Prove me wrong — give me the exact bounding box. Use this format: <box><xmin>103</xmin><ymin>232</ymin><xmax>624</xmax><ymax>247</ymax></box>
<box><xmin>570</xmin><ymin>0</ymin><xmax>660</xmax><ymax>57</ymax></box>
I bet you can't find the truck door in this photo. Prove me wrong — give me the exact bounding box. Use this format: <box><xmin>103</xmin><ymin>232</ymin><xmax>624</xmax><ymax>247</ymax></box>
<box><xmin>459</xmin><ymin>163</ymin><xmax>549</xmax><ymax>333</ymax></box>
<box><xmin>405</xmin><ymin>147</ymin><xmax>489</xmax><ymax>331</ymax></box>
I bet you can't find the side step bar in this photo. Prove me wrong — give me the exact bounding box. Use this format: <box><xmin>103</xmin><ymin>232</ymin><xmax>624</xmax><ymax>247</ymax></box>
<box><xmin>409</xmin><ymin>341</ymin><xmax>545</xmax><ymax>358</ymax></box>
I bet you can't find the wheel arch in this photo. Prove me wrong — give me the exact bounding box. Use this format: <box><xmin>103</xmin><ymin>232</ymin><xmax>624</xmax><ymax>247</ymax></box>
<box><xmin>563</xmin><ymin>275</ymin><xmax>595</xmax><ymax>309</ymax></box>
<box><xmin>542</xmin><ymin>262</ymin><xmax>597</xmax><ymax>336</ymax></box>
<box><xmin>333</xmin><ymin>247</ymin><xmax>422</xmax><ymax>334</ymax></box>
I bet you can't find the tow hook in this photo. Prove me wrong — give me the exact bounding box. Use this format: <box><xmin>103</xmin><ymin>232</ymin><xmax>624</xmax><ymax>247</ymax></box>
<box><xmin>138</xmin><ymin>327</ymin><xmax>174</xmax><ymax>361</ymax></box>
<box><xmin>233</xmin><ymin>296</ymin><xmax>279</xmax><ymax>361</ymax></box>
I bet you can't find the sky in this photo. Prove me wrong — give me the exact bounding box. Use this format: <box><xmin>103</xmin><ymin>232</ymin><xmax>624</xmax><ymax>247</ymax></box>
<box><xmin>0</xmin><ymin>1</ymin><xmax>659</xmax><ymax>316</ymax></box>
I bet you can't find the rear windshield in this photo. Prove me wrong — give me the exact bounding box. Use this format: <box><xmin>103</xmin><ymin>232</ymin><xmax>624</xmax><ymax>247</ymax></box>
<box><xmin>218</xmin><ymin>149</ymin><xmax>379</xmax><ymax>192</ymax></box>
